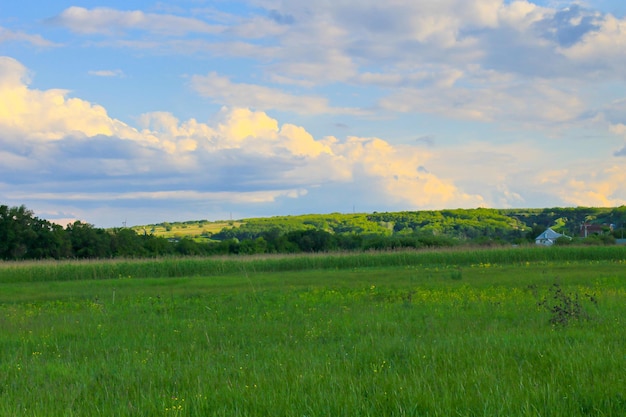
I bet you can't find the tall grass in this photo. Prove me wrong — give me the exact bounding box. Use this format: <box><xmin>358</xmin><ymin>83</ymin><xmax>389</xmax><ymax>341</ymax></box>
<box><xmin>0</xmin><ymin>262</ymin><xmax>624</xmax><ymax>416</ymax></box>
<box><xmin>1</xmin><ymin>245</ymin><xmax>625</xmax><ymax>283</ymax></box>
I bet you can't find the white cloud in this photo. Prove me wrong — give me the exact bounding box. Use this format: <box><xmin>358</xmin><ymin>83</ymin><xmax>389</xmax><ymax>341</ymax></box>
<box><xmin>0</xmin><ymin>57</ymin><xmax>486</xmax><ymax>224</ymax></box>
<box><xmin>333</xmin><ymin>136</ymin><xmax>485</xmax><ymax>207</ymax></box>
<box><xmin>533</xmin><ymin>164</ymin><xmax>626</xmax><ymax>207</ymax></box>
<box><xmin>6</xmin><ymin>0</ymin><xmax>626</xmax><ymax>225</ymax></box>
<box><xmin>377</xmin><ymin>67</ymin><xmax>585</xmax><ymax>123</ymax></box>
<box><xmin>0</xmin><ymin>56</ymin><xmax>31</xmax><ymax>86</ymax></box>
<box><xmin>497</xmin><ymin>0</ymin><xmax>550</xmax><ymax>29</ymax></box>
<box><xmin>228</xmin><ymin>15</ymin><xmax>290</xmax><ymax>38</ymax></box>
<box><xmin>10</xmin><ymin>189</ymin><xmax>296</xmax><ymax>204</ymax></box>
<box><xmin>50</xmin><ymin>6</ymin><xmax>223</xmax><ymax>36</ymax></box>
<box><xmin>0</xmin><ymin>26</ymin><xmax>58</xmax><ymax>47</ymax></box>
<box><xmin>2</xmin><ymin>53</ymin><xmax>622</xmax><ymax>217</ymax></box>
<box><xmin>560</xmin><ymin>13</ymin><xmax>626</xmax><ymax>75</ymax></box>
<box><xmin>190</xmin><ymin>72</ymin><xmax>363</xmax><ymax>115</ymax></box>
<box><xmin>88</xmin><ymin>69</ymin><xmax>125</xmax><ymax>77</ymax></box>
<box><xmin>42</xmin><ymin>1</ymin><xmax>626</xmax><ymax>121</ymax></box>
<box><xmin>0</xmin><ymin>57</ymin><xmax>124</xmax><ymax>140</ymax></box>
<box><xmin>48</xmin><ymin>217</ymin><xmax>81</xmax><ymax>227</ymax></box>
<box><xmin>44</xmin><ymin>2</ymin><xmax>626</xmax><ymax>85</ymax></box>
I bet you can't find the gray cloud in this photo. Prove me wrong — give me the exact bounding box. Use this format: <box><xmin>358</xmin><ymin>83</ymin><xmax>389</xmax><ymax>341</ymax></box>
<box><xmin>415</xmin><ymin>136</ymin><xmax>435</xmax><ymax>146</ymax></box>
<box><xmin>602</xmin><ymin>99</ymin><xmax>626</xmax><ymax>124</ymax></box>
<box><xmin>477</xmin><ymin>26</ymin><xmax>573</xmax><ymax>78</ymax></box>
<box><xmin>268</xmin><ymin>9</ymin><xmax>295</xmax><ymax>25</ymax></box>
<box><xmin>534</xmin><ymin>5</ymin><xmax>601</xmax><ymax>47</ymax></box>
<box><xmin>56</xmin><ymin>135</ymin><xmax>140</xmax><ymax>159</ymax></box>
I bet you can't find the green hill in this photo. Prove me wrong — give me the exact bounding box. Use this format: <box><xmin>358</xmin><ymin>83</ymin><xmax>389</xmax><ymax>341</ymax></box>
<box><xmin>3</xmin><ymin>202</ymin><xmax>625</xmax><ymax>261</ymax></box>
<box><xmin>132</xmin><ymin>206</ymin><xmax>626</xmax><ymax>244</ymax></box>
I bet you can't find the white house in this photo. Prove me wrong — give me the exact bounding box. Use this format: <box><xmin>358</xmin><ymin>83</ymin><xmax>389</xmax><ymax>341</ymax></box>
<box><xmin>535</xmin><ymin>228</ymin><xmax>565</xmax><ymax>246</ymax></box>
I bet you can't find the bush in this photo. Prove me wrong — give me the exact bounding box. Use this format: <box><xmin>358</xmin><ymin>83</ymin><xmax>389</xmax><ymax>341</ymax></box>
<box><xmin>533</xmin><ymin>283</ymin><xmax>598</xmax><ymax>327</ymax></box>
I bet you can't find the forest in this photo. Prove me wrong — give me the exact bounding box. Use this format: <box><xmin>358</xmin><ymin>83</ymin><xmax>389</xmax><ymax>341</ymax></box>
<box><xmin>1</xmin><ymin>203</ymin><xmax>625</xmax><ymax>260</ymax></box>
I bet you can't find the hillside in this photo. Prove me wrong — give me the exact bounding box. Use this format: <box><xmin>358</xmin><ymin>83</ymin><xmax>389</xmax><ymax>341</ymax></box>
<box><xmin>131</xmin><ymin>206</ymin><xmax>626</xmax><ymax>243</ymax></box>
<box><xmin>3</xmin><ymin>203</ymin><xmax>625</xmax><ymax>261</ymax></box>
<box><xmin>131</xmin><ymin>220</ymin><xmax>243</xmax><ymax>242</ymax></box>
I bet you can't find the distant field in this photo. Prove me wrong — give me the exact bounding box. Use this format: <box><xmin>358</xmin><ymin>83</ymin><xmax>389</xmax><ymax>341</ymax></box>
<box><xmin>131</xmin><ymin>221</ymin><xmax>242</xmax><ymax>240</ymax></box>
<box><xmin>1</xmin><ymin>247</ymin><xmax>625</xmax><ymax>416</ymax></box>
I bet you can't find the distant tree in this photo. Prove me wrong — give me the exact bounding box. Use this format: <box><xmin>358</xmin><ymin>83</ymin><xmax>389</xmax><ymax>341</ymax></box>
<box><xmin>336</xmin><ymin>234</ymin><xmax>363</xmax><ymax>251</ymax></box>
<box><xmin>0</xmin><ymin>204</ymin><xmax>36</xmax><ymax>259</ymax></box>
<box><xmin>142</xmin><ymin>235</ymin><xmax>175</xmax><ymax>256</ymax></box>
<box><xmin>528</xmin><ymin>225</ymin><xmax>545</xmax><ymax>242</ymax></box>
<box><xmin>580</xmin><ymin>234</ymin><xmax>616</xmax><ymax>246</ymax></box>
<box><xmin>110</xmin><ymin>228</ymin><xmax>147</xmax><ymax>257</ymax></box>
<box><xmin>0</xmin><ymin>204</ymin><xmax>71</xmax><ymax>260</ymax></box>
<box><xmin>30</xmin><ymin>221</ymin><xmax>72</xmax><ymax>259</ymax></box>
<box><xmin>554</xmin><ymin>236</ymin><xmax>573</xmax><ymax>246</ymax></box>
<box><xmin>611</xmin><ymin>226</ymin><xmax>626</xmax><ymax>240</ymax></box>
<box><xmin>66</xmin><ymin>221</ymin><xmax>112</xmax><ymax>258</ymax></box>
<box><xmin>174</xmin><ymin>237</ymin><xmax>206</xmax><ymax>256</ymax></box>
<box><xmin>286</xmin><ymin>230</ymin><xmax>338</xmax><ymax>252</ymax></box>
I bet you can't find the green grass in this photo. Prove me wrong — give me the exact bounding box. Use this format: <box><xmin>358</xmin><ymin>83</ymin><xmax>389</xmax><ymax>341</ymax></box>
<box><xmin>2</xmin><ymin>245</ymin><xmax>625</xmax><ymax>283</ymax></box>
<box><xmin>1</xmin><ymin>248</ymin><xmax>625</xmax><ymax>416</ymax></box>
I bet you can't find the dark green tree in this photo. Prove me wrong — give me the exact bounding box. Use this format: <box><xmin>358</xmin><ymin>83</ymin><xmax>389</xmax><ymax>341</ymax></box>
<box><xmin>110</xmin><ymin>228</ymin><xmax>148</xmax><ymax>257</ymax></box>
<box><xmin>66</xmin><ymin>221</ymin><xmax>112</xmax><ymax>258</ymax></box>
<box><xmin>0</xmin><ymin>204</ymin><xmax>71</xmax><ymax>259</ymax></box>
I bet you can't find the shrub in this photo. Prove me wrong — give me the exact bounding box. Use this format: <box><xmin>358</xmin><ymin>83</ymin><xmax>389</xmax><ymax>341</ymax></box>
<box><xmin>534</xmin><ymin>282</ymin><xmax>598</xmax><ymax>327</ymax></box>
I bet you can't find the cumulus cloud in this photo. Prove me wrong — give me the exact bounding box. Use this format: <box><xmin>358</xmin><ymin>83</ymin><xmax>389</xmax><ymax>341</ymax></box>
<box><xmin>0</xmin><ymin>56</ymin><xmax>31</xmax><ymax>86</ymax></box>
<box><xmin>423</xmin><ymin>139</ymin><xmax>539</xmax><ymax>209</ymax></box>
<box><xmin>6</xmin><ymin>0</ymin><xmax>626</xmax><ymax>223</ymax></box>
<box><xmin>532</xmin><ymin>164</ymin><xmax>626</xmax><ymax>207</ymax></box>
<box><xmin>1</xmin><ymin>53</ymin><xmax>622</xmax><ymax>223</ymax></box>
<box><xmin>0</xmin><ymin>57</ymin><xmax>485</xmax><ymax>225</ymax></box>
<box><xmin>0</xmin><ymin>61</ymin><xmax>136</xmax><ymax>142</ymax></box>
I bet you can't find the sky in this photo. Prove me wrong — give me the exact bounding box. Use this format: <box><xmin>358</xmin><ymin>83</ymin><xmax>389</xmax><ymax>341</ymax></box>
<box><xmin>2</xmin><ymin>1</ymin><xmax>626</xmax><ymax>228</ymax></box>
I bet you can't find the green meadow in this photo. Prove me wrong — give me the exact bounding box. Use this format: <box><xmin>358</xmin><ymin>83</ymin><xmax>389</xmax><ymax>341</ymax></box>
<box><xmin>1</xmin><ymin>247</ymin><xmax>625</xmax><ymax>416</ymax></box>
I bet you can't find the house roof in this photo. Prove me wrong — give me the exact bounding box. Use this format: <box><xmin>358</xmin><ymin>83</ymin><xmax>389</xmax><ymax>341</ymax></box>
<box><xmin>536</xmin><ymin>228</ymin><xmax>562</xmax><ymax>240</ymax></box>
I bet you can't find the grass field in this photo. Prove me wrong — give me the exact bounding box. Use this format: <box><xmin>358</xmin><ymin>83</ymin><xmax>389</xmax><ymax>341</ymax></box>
<box><xmin>1</xmin><ymin>247</ymin><xmax>625</xmax><ymax>416</ymax></box>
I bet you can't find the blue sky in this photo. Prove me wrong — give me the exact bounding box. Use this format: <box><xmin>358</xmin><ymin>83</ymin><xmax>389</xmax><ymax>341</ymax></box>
<box><xmin>1</xmin><ymin>1</ymin><xmax>626</xmax><ymax>227</ymax></box>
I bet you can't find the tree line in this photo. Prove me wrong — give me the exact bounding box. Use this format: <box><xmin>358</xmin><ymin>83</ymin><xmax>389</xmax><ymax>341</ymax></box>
<box><xmin>0</xmin><ymin>204</ymin><xmax>457</xmax><ymax>260</ymax></box>
<box><xmin>2</xmin><ymin>203</ymin><xmax>625</xmax><ymax>260</ymax></box>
